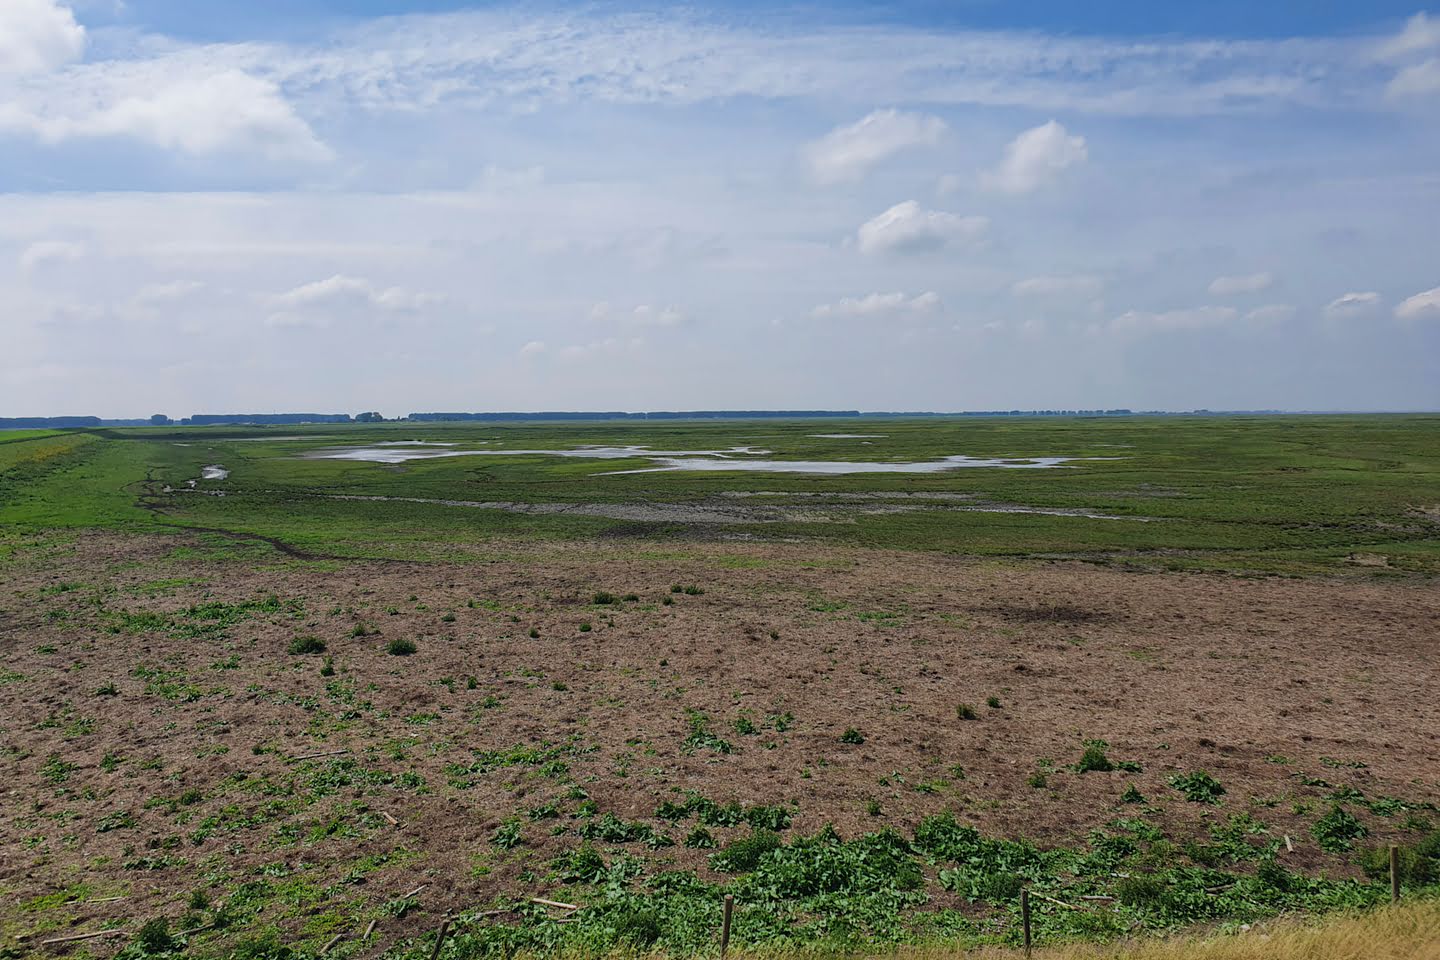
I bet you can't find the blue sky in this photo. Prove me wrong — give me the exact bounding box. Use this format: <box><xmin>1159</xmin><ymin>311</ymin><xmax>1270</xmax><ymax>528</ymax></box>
<box><xmin>81</xmin><ymin>1</ymin><xmax>1435</xmax><ymax>41</ymax></box>
<box><xmin>2</xmin><ymin>1</ymin><xmax>1439</xmax><ymax>415</ymax></box>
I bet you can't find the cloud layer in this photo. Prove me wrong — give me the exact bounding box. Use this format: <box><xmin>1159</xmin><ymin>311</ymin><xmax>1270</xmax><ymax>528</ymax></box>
<box><xmin>1</xmin><ymin>3</ymin><xmax>1438</xmax><ymax>415</ymax></box>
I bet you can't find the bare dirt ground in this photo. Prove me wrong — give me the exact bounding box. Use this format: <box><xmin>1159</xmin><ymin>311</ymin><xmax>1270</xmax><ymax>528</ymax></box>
<box><xmin>2</xmin><ymin>532</ymin><xmax>1437</xmax><ymax>952</ymax></box>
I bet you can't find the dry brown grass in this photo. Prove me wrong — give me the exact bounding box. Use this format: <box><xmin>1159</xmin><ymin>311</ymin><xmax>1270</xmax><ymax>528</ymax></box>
<box><xmin>890</xmin><ymin>899</ymin><xmax>1440</xmax><ymax>960</ymax></box>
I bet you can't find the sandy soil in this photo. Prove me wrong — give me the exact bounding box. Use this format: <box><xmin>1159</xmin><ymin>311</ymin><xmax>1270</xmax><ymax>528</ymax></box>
<box><xmin>2</xmin><ymin>532</ymin><xmax>1437</xmax><ymax>951</ymax></box>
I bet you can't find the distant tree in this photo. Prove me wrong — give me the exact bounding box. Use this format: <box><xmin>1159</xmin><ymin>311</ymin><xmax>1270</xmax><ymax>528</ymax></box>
<box><xmin>355</xmin><ymin>411</ymin><xmax>385</xmax><ymax>423</ymax></box>
<box><xmin>150</xmin><ymin>414</ymin><xmax>172</xmax><ymax>426</ymax></box>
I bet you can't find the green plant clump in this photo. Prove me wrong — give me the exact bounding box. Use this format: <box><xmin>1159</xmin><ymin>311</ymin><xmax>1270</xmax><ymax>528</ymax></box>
<box><xmin>1312</xmin><ymin>804</ymin><xmax>1367</xmax><ymax>852</ymax></box>
<box><xmin>1076</xmin><ymin>740</ymin><xmax>1114</xmax><ymax>773</ymax></box>
<box><xmin>288</xmin><ymin>634</ymin><xmax>326</xmax><ymax>655</ymax></box>
<box><xmin>709</xmin><ymin>829</ymin><xmax>781</xmax><ymax>873</ymax></box>
<box><xmin>1169</xmin><ymin>770</ymin><xmax>1225</xmax><ymax>804</ymax></box>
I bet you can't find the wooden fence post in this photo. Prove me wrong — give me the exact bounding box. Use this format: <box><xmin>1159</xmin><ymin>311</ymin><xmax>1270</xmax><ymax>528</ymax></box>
<box><xmin>1021</xmin><ymin>887</ymin><xmax>1032</xmax><ymax>956</ymax></box>
<box><xmin>429</xmin><ymin>917</ymin><xmax>451</xmax><ymax>960</ymax></box>
<box><xmin>1390</xmin><ymin>845</ymin><xmax>1401</xmax><ymax>903</ymax></box>
<box><xmin>720</xmin><ymin>894</ymin><xmax>734</xmax><ymax>957</ymax></box>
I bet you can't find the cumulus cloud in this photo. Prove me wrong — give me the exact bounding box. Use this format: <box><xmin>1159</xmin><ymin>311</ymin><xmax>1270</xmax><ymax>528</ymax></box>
<box><xmin>18</xmin><ymin>239</ymin><xmax>85</xmax><ymax>272</ymax></box>
<box><xmin>1395</xmin><ymin>286</ymin><xmax>1440</xmax><ymax>321</ymax></box>
<box><xmin>1208</xmin><ymin>272</ymin><xmax>1273</xmax><ymax>296</ymax></box>
<box><xmin>1244</xmin><ymin>304</ymin><xmax>1296</xmax><ymax>324</ymax></box>
<box><xmin>0</xmin><ymin>68</ymin><xmax>330</xmax><ymax>161</ymax></box>
<box><xmin>856</xmin><ymin>201</ymin><xmax>988</xmax><ymax>255</ymax></box>
<box><xmin>519</xmin><ymin>340</ymin><xmax>547</xmax><ymax>356</ymax></box>
<box><xmin>1108</xmin><ymin>305</ymin><xmax>1237</xmax><ymax>334</ymax></box>
<box><xmin>811</xmin><ymin>291</ymin><xmax>941</xmax><ymax>319</ymax></box>
<box><xmin>267</xmin><ymin>274</ymin><xmax>442</xmax><ymax>327</ymax></box>
<box><xmin>803</xmin><ymin>109</ymin><xmax>946</xmax><ymax>185</ymax></box>
<box><xmin>0</xmin><ymin>0</ymin><xmax>84</xmax><ymax>77</ymax></box>
<box><xmin>1011</xmin><ymin>275</ymin><xmax>1104</xmax><ymax>300</ymax></box>
<box><xmin>1324</xmin><ymin>291</ymin><xmax>1382</xmax><ymax>320</ymax></box>
<box><xmin>983</xmin><ymin>120</ymin><xmax>1087</xmax><ymax>195</ymax></box>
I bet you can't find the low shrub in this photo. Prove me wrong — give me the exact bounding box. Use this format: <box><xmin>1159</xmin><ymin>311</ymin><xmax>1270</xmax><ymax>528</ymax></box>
<box><xmin>709</xmin><ymin>829</ymin><xmax>781</xmax><ymax>873</ymax></box>
<box><xmin>1076</xmin><ymin>739</ymin><xmax>1114</xmax><ymax>773</ymax></box>
<box><xmin>288</xmin><ymin>635</ymin><xmax>325</xmax><ymax>655</ymax></box>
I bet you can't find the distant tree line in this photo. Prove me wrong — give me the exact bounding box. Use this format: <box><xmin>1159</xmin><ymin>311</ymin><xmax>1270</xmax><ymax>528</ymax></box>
<box><xmin>6</xmin><ymin>409</ymin><xmax>1334</xmax><ymax>432</ymax></box>
<box><xmin>406</xmin><ymin>410</ymin><xmax>865</xmax><ymax>422</ymax></box>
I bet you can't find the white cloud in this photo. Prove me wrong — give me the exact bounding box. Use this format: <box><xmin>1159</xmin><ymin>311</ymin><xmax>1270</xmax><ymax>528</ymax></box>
<box><xmin>1395</xmin><ymin>286</ymin><xmax>1440</xmax><ymax>321</ymax></box>
<box><xmin>1208</xmin><ymin>271</ymin><xmax>1274</xmax><ymax>296</ymax></box>
<box><xmin>1387</xmin><ymin>58</ymin><xmax>1440</xmax><ymax>98</ymax></box>
<box><xmin>267</xmin><ymin>274</ymin><xmax>442</xmax><ymax>327</ymax></box>
<box><xmin>1</xmin><ymin>67</ymin><xmax>329</xmax><ymax>161</ymax></box>
<box><xmin>1011</xmin><ymin>275</ymin><xmax>1104</xmax><ymax>300</ymax></box>
<box><xmin>0</xmin><ymin>0</ymin><xmax>85</xmax><ymax>77</ymax></box>
<box><xmin>1378</xmin><ymin>13</ymin><xmax>1440</xmax><ymax>99</ymax></box>
<box><xmin>803</xmin><ymin>109</ymin><xmax>946</xmax><ymax>185</ymax></box>
<box><xmin>811</xmin><ymin>291</ymin><xmax>941</xmax><ymax>319</ymax></box>
<box><xmin>629</xmin><ymin>305</ymin><xmax>686</xmax><ymax>328</ymax></box>
<box><xmin>983</xmin><ymin>120</ymin><xmax>1087</xmax><ymax>195</ymax></box>
<box><xmin>519</xmin><ymin>340</ymin><xmax>547</xmax><ymax>356</ymax></box>
<box><xmin>1108</xmin><ymin>305</ymin><xmax>1237</xmax><ymax>334</ymax></box>
<box><xmin>258</xmin><ymin>12</ymin><xmax>1381</xmax><ymax>117</ymax></box>
<box><xmin>272</xmin><ymin>275</ymin><xmax>374</xmax><ymax>310</ymax></box>
<box><xmin>1378</xmin><ymin>12</ymin><xmax>1440</xmax><ymax>61</ymax></box>
<box><xmin>856</xmin><ymin>201</ymin><xmax>988</xmax><ymax>255</ymax></box>
<box><xmin>590</xmin><ymin>302</ymin><xmax>687</xmax><ymax>328</ymax></box>
<box><xmin>557</xmin><ymin>337</ymin><xmax>646</xmax><ymax>362</ymax></box>
<box><xmin>1244</xmin><ymin>304</ymin><xmax>1296</xmax><ymax>324</ymax></box>
<box><xmin>1324</xmin><ymin>291</ymin><xmax>1382</xmax><ymax>320</ymax></box>
<box><xmin>135</xmin><ymin>280</ymin><xmax>205</xmax><ymax>305</ymax></box>
<box><xmin>0</xmin><ymin>6</ymin><xmax>1376</xmax><ymax>179</ymax></box>
<box><xmin>19</xmin><ymin>239</ymin><xmax>85</xmax><ymax>272</ymax></box>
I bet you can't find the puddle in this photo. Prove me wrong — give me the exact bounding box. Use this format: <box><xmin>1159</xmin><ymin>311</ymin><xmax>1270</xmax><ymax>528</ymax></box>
<box><xmin>601</xmin><ymin>455</ymin><xmax>1113</xmax><ymax>475</ymax></box>
<box><xmin>302</xmin><ymin>444</ymin><xmax>769</xmax><ymax>465</ymax></box>
<box><xmin>300</xmin><ymin>441</ymin><xmax>1118</xmax><ymax>476</ymax></box>
<box><xmin>180</xmin><ymin>464</ymin><xmax>230</xmax><ymax>490</ymax></box>
<box><xmin>809</xmin><ymin>433</ymin><xmax>887</xmax><ymax>439</ymax></box>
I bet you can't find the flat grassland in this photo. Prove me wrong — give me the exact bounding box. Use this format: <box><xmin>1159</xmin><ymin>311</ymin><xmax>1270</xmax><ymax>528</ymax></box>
<box><xmin>0</xmin><ymin>416</ymin><xmax>1437</xmax><ymax>959</ymax></box>
<box><xmin>2</xmin><ymin>415</ymin><xmax>1439</xmax><ymax>575</ymax></box>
